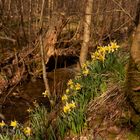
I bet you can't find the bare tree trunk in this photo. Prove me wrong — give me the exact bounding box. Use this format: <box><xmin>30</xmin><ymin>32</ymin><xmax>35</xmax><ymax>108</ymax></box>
<box><xmin>35</xmin><ymin>0</ymin><xmax>40</xmax><ymax>32</ymax></box>
<box><xmin>19</xmin><ymin>0</ymin><xmax>27</xmax><ymax>43</ymax></box>
<box><xmin>28</xmin><ymin>0</ymin><xmax>32</xmax><ymax>47</ymax></box>
<box><xmin>79</xmin><ymin>0</ymin><xmax>93</xmax><ymax>66</ymax></box>
<box><xmin>48</xmin><ymin>0</ymin><xmax>53</xmax><ymax>20</ymax></box>
<box><xmin>7</xmin><ymin>0</ymin><xmax>11</xmax><ymax>19</ymax></box>
<box><xmin>126</xmin><ymin>1</ymin><xmax>140</xmax><ymax>126</ymax></box>
<box><xmin>40</xmin><ymin>0</ymin><xmax>51</xmax><ymax>97</ymax></box>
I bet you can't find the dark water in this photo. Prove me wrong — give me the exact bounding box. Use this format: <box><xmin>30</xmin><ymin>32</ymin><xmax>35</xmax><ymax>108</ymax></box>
<box><xmin>1</xmin><ymin>79</ymin><xmax>47</xmax><ymax>123</ymax></box>
<box><xmin>0</xmin><ymin>68</ymin><xmax>76</xmax><ymax>123</ymax></box>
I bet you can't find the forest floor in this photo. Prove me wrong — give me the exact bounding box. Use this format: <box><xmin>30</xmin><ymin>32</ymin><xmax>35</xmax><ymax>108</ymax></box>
<box><xmin>1</xmin><ymin>39</ymin><xmax>140</xmax><ymax>140</ymax></box>
<box><xmin>63</xmin><ymin>42</ymin><xmax>140</xmax><ymax>140</ymax></box>
<box><xmin>64</xmin><ymin>88</ymin><xmax>138</xmax><ymax>140</ymax></box>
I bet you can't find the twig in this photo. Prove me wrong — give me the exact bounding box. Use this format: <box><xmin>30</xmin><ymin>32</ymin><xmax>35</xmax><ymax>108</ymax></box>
<box><xmin>2</xmin><ymin>82</ymin><xmax>19</xmax><ymax>105</ymax></box>
<box><xmin>61</xmin><ymin>20</ymin><xmax>82</xmax><ymax>43</ymax></box>
<box><xmin>0</xmin><ymin>36</ymin><xmax>16</xmax><ymax>43</ymax></box>
<box><xmin>2</xmin><ymin>60</ymin><xmax>25</xmax><ymax>105</ymax></box>
<box><xmin>112</xmin><ymin>0</ymin><xmax>134</xmax><ymax>22</ymax></box>
<box><xmin>39</xmin><ymin>0</ymin><xmax>51</xmax><ymax>97</ymax></box>
<box><xmin>113</xmin><ymin>19</ymin><xmax>131</xmax><ymax>32</ymax></box>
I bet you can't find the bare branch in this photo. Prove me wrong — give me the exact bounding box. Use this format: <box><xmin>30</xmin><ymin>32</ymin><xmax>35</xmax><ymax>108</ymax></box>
<box><xmin>0</xmin><ymin>36</ymin><xmax>16</xmax><ymax>43</ymax></box>
<box><xmin>112</xmin><ymin>0</ymin><xmax>134</xmax><ymax>22</ymax></box>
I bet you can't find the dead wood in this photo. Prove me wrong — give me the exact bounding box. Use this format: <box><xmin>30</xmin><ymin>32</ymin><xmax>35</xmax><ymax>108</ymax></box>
<box><xmin>0</xmin><ymin>15</ymin><xmax>80</xmax><ymax>94</ymax></box>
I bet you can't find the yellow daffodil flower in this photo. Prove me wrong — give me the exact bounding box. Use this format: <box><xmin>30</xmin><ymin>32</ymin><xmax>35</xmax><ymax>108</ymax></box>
<box><xmin>97</xmin><ymin>54</ymin><xmax>105</xmax><ymax>62</ymax></box>
<box><xmin>91</xmin><ymin>49</ymin><xmax>106</xmax><ymax>61</ymax></box>
<box><xmin>91</xmin><ymin>51</ymin><xmax>102</xmax><ymax>61</ymax></box>
<box><xmin>91</xmin><ymin>48</ymin><xmax>106</xmax><ymax>62</ymax></box>
<box><xmin>23</xmin><ymin>127</ymin><xmax>32</xmax><ymax>136</ymax></box>
<box><xmin>33</xmin><ymin>100</ymin><xmax>39</xmax><ymax>107</ymax></box>
<box><xmin>75</xmin><ymin>83</ymin><xmax>81</xmax><ymax>90</ymax></box>
<box><xmin>110</xmin><ymin>42</ymin><xmax>119</xmax><ymax>50</ymax></box>
<box><xmin>42</xmin><ymin>90</ymin><xmax>48</xmax><ymax>97</ymax></box>
<box><xmin>106</xmin><ymin>42</ymin><xmax>120</xmax><ymax>53</ymax></box>
<box><xmin>67</xmin><ymin>79</ymin><xmax>73</xmax><ymax>86</ymax></box>
<box><xmin>10</xmin><ymin>120</ymin><xmax>18</xmax><ymax>128</ymax></box>
<box><xmin>63</xmin><ymin>103</ymin><xmax>71</xmax><ymax>113</ymax></box>
<box><xmin>70</xmin><ymin>84</ymin><xmax>74</xmax><ymax>89</ymax></box>
<box><xmin>66</xmin><ymin>88</ymin><xmax>70</xmax><ymax>94</ymax></box>
<box><xmin>69</xmin><ymin>101</ymin><xmax>76</xmax><ymax>108</ymax></box>
<box><xmin>0</xmin><ymin>120</ymin><xmax>6</xmax><ymax>127</ymax></box>
<box><xmin>27</xmin><ymin>108</ymin><xmax>33</xmax><ymax>113</ymax></box>
<box><xmin>98</xmin><ymin>46</ymin><xmax>106</xmax><ymax>54</ymax></box>
<box><xmin>106</xmin><ymin>46</ymin><xmax>112</xmax><ymax>53</ymax></box>
<box><xmin>81</xmin><ymin>63</ymin><xmax>87</xmax><ymax>69</ymax></box>
<box><xmin>62</xmin><ymin>94</ymin><xmax>68</xmax><ymax>101</ymax></box>
<box><xmin>82</xmin><ymin>68</ymin><xmax>89</xmax><ymax>76</ymax></box>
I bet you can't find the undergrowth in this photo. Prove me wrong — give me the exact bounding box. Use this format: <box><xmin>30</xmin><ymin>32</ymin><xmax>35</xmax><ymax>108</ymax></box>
<box><xmin>0</xmin><ymin>42</ymin><xmax>128</xmax><ymax>140</ymax></box>
<box><xmin>57</xmin><ymin>41</ymin><xmax>128</xmax><ymax>139</ymax></box>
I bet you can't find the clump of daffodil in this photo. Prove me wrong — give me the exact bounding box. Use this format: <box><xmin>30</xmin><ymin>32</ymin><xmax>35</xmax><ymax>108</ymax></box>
<box><xmin>10</xmin><ymin>120</ymin><xmax>18</xmax><ymax>128</ymax></box>
<box><xmin>67</xmin><ymin>80</ymin><xmax>82</xmax><ymax>92</ymax></box>
<box><xmin>91</xmin><ymin>47</ymin><xmax>106</xmax><ymax>62</ymax></box>
<box><xmin>91</xmin><ymin>41</ymin><xmax>120</xmax><ymax>62</ymax></box>
<box><xmin>23</xmin><ymin>127</ymin><xmax>32</xmax><ymax>136</ymax></box>
<box><xmin>63</xmin><ymin>101</ymin><xmax>76</xmax><ymax>113</ymax></box>
<box><xmin>0</xmin><ymin>120</ymin><xmax>6</xmax><ymax>127</ymax></box>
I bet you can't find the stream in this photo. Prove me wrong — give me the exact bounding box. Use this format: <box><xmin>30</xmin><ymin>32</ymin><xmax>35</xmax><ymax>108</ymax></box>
<box><xmin>0</xmin><ymin>67</ymin><xmax>76</xmax><ymax>123</ymax></box>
